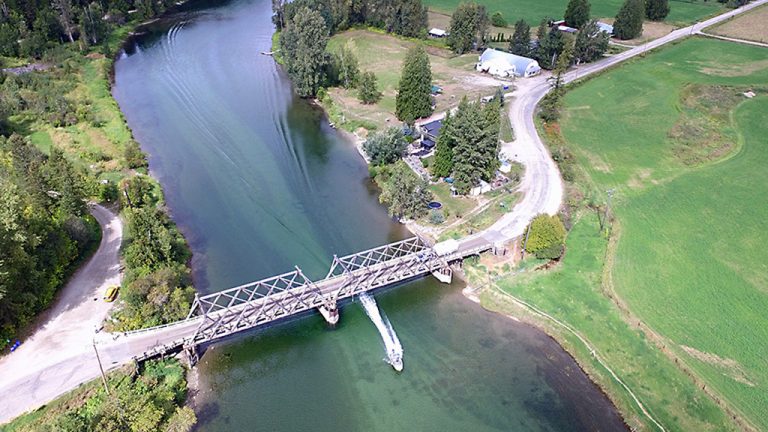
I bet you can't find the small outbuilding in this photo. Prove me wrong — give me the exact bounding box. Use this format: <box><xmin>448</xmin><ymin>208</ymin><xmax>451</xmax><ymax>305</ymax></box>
<box><xmin>596</xmin><ymin>21</ymin><xmax>614</xmax><ymax>36</ymax></box>
<box><xmin>476</xmin><ymin>48</ymin><xmax>541</xmax><ymax>78</ymax></box>
<box><xmin>429</xmin><ymin>28</ymin><xmax>448</xmax><ymax>38</ymax></box>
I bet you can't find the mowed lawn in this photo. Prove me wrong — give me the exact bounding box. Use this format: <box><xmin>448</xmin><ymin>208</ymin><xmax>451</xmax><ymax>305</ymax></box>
<box><xmin>423</xmin><ymin>0</ymin><xmax>722</xmax><ymax>26</ymax></box>
<box><xmin>559</xmin><ymin>37</ymin><xmax>768</xmax><ymax>430</ymax></box>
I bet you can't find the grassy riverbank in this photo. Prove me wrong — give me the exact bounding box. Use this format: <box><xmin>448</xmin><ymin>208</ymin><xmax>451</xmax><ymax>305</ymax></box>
<box><xmin>2</xmin><ymin>359</ymin><xmax>195</xmax><ymax>432</ymax></box>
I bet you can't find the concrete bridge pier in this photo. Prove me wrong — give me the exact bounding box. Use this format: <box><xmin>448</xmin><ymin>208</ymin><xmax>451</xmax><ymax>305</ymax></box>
<box><xmin>318</xmin><ymin>303</ymin><xmax>339</xmax><ymax>326</ymax></box>
<box><xmin>181</xmin><ymin>343</ymin><xmax>200</xmax><ymax>368</ymax></box>
<box><xmin>432</xmin><ymin>266</ymin><xmax>453</xmax><ymax>284</ymax></box>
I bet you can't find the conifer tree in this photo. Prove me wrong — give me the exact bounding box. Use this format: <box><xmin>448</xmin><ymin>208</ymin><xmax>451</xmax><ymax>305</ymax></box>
<box><xmin>645</xmin><ymin>0</ymin><xmax>670</xmax><ymax>21</ymax></box>
<box><xmin>447</xmin><ymin>2</ymin><xmax>489</xmax><ymax>54</ymax></box>
<box><xmin>395</xmin><ymin>45</ymin><xmax>433</xmax><ymax>124</ymax></box>
<box><xmin>509</xmin><ymin>20</ymin><xmax>531</xmax><ymax>56</ymax></box>
<box><xmin>432</xmin><ymin>113</ymin><xmax>456</xmax><ymax>178</ymax></box>
<box><xmin>564</xmin><ymin>0</ymin><xmax>591</xmax><ymax>29</ymax></box>
<box><xmin>358</xmin><ymin>71</ymin><xmax>382</xmax><ymax>104</ymax></box>
<box><xmin>574</xmin><ymin>19</ymin><xmax>609</xmax><ymax>64</ymax></box>
<box><xmin>449</xmin><ymin>98</ymin><xmax>501</xmax><ymax>194</ymax></box>
<box><xmin>614</xmin><ymin>0</ymin><xmax>644</xmax><ymax>40</ymax></box>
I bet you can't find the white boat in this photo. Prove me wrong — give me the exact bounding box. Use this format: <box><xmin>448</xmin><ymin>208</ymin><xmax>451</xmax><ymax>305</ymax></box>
<box><xmin>387</xmin><ymin>348</ymin><xmax>403</xmax><ymax>372</ymax></box>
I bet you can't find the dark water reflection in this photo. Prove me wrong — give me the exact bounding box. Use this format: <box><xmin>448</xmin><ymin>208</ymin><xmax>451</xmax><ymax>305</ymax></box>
<box><xmin>112</xmin><ymin>0</ymin><xmax>627</xmax><ymax>430</ymax></box>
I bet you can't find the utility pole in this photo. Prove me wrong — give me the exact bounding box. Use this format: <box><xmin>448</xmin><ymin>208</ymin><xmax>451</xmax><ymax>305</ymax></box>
<box><xmin>92</xmin><ymin>337</ymin><xmax>110</xmax><ymax>396</ymax></box>
<box><xmin>521</xmin><ymin>223</ymin><xmax>532</xmax><ymax>259</ymax></box>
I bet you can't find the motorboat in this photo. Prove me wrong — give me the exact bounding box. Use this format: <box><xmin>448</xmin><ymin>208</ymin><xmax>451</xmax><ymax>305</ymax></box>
<box><xmin>387</xmin><ymin>348</ymin><xmax>403</xmax><ymax>372</ymax></box>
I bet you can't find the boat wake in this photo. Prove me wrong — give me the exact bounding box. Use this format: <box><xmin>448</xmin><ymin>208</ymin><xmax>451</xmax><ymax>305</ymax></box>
<box><xmin>359</xmin><ymin>293</ymin><xmax>403</xmax><ymax>372</ymax></box>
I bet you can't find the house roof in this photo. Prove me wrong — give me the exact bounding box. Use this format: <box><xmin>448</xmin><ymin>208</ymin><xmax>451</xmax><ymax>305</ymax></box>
<box><xmin>422</xmin><ymin>138</ymin><xmax>436</xmax><ymax>148</ymax></box>
<box><xmin>479</xmin><ymin>49</ymin><xmax>539</xmax><ymax>73</ymax></box>
<box><xmin>422</xmin><ymin>119</ymin><xmax>443</xmax><ymax>136</ymax></box>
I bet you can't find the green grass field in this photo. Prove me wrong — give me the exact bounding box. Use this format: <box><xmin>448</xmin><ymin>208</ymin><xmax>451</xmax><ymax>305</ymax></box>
<box><xmin>557</xmin><ymin>37</ymin><xmax>768</xmax><ymax>430</ymax></box>
<box><xmin>480</xmin><ymin>214</ymin><xmax>736</xmax><ymax>431</ymax></box>
<box><xmin>423</xmin><ymin>0</ymin><xmax>722</xmax><ymax>26</ymax></box>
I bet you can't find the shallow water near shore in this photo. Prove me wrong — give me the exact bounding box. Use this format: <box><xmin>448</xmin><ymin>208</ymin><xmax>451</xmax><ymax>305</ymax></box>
<box><xmin>112</xmin><ymin>0</ymin><xmax>628</xmax><ymax>430</ymax></box>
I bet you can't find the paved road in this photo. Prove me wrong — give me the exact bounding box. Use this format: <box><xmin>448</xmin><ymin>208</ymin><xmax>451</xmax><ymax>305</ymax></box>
<box><xmin>2</xmin><ymin>0</ymin><xmax>766</xmax><ymax>424</ymax></box>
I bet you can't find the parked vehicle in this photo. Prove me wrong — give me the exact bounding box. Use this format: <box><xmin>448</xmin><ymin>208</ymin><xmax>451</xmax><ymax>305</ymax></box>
<box><xmin>104</xmin><ymin>286</ymin><xmax>119</xmax><ymax>302</ymax></box>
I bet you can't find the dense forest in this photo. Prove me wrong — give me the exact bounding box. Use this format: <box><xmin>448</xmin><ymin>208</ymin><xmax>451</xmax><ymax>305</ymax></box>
<box><xmin>0</xmin><ymin>0</ymin><xmax>176</xmax><ymax>61</ymax></box>
<box><xmin>272</xmin><ymin>0</ymin><xmax>428</xmax><ymax>37</ymax></box>
<box><xmin>1</xmin><ymin>0</ymin><xmax>193</xmax><ymax>347</ymax></box>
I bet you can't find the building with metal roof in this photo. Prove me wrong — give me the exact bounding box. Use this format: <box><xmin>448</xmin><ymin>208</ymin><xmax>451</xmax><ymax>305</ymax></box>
<box><xmin>476</xmin><ymin>48</ymin><xmax>541</xmax><ymax>78</ymax></box>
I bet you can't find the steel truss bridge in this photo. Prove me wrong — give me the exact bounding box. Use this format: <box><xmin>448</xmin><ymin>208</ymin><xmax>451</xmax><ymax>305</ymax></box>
<box><xmin>129</xmin><ymin>236</ymin><xmax>493</xmax><ymax>364</ymax></box>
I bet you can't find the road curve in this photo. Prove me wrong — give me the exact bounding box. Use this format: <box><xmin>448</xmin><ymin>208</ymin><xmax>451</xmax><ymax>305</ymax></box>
<box><xmin>475</xmin><ymin>0</ymin><xmax>768</xmax><ymax>246</ymax></box>
<box><xmin>0</xmin><ymin>204</ymin><xmax>123</xmax><ymax>424</ymax></box>
<box><xmin>1</xmin><ymin>1</ymin><xmax>766</xmax><ymax>425</ymax></box>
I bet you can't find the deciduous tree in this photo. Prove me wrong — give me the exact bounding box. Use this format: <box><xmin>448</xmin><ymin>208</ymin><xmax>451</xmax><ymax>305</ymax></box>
<box><xmin>363</xmin><ymin>127</ymin><xmax>408</xmax><ymax>165</ymax></box>
<box><xmin>280</xmin><ymin>7</ymin><xmax>329</xmax><ymax>97</ymax></box>
<box><xmin>379</xmin><ymin>161</ymin><xmax>432</xmax><ymax>220</ymax></box>
<box><xmin>525</xmin><ymin>214</ymin><xmax>566</xmax><ymax>259</ymax></box>
<box><xmin>645</xmin><ymin>0</ymin><xmax>670</xmax><ymax>21</ymax></box>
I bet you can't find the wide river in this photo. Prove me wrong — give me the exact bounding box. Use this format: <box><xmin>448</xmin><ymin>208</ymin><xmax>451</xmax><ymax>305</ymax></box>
<box><xmin>113</xmin><ymin>0</ymin><xmax>627</xmax><ymax>430</ymax></box>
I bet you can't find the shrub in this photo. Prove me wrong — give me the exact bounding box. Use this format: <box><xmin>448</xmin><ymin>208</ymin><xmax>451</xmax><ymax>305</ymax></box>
<box><xmin>491</xmin><ymin>12</ymin><xmax>507</xmax><ymax>27</ymax></box>
<box><xmin>124</xmin><ymin>140</ymin><xmax>148</xmax><ymax>169</ymax></box>
<box><xmin>525</xmin><ymin>214</ymin><xmax>566</xmax><ymax>260</ymax></box>
<box><xmin>429</xmin><ymin>209</ymin><xmax>445</xmax><ymax>224</ymax></box>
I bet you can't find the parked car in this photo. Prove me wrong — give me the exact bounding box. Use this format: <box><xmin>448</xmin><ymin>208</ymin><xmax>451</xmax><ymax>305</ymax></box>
<box><xmin>103</xmin><ymin>286</ymin><xmax>119</xmax><ymax>302</ymax></box>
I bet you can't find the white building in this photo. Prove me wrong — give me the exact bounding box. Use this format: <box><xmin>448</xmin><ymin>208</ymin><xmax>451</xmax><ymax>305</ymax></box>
<box><xmin>596</xmin><ymin>21</ymin><xmax>614</xmax><ymax>36</ymax></box>
<box><xmin>476</xmin><ymin>48</ymin><xmax>541</xmax><ymax>78</ymax></box>
<box><xmin>429</xmin><ymin>28</ymin><xmax>447</xmax><ymax>38</ymax></box>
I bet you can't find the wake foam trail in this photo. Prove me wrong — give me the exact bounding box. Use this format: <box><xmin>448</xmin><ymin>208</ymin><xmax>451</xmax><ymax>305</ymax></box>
<box><xmin>359</xmin><ymin>293</ymin><xmax>403</xmax><ymax>369</ymax></box>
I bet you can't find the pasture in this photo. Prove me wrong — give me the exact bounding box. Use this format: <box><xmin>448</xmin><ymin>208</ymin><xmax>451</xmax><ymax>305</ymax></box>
<box><xmin>422</xmin><ymin>0</ymin><xmax>723</xmax><ymax>26</ymax></box>
<box><xmin>486</xmin><ymin>214</ymin><xmax>736</xmax><ymax>431</ymax></box>
<box><xmin>558</xmin><ymin>37</ymin><xmax>768</xmax><ymax>430</ymax></box>
<box><xmin>710</xmin><ymin>3</ymin><xmax>768</xmax><ymax>43</ymax></box>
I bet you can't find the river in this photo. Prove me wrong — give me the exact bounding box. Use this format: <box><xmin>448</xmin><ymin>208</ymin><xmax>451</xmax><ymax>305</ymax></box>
<box><xmin>112</xmin><ymin>0</ymin><xmax>628</xmax><ymax>430</ymax></box>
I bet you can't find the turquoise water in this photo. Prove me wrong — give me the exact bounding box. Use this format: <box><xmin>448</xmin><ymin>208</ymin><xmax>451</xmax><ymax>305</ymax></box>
<box><xmin>113</xmin><ymin>1</ymin><xmax>627</xmax><ymax>430</ymax></box>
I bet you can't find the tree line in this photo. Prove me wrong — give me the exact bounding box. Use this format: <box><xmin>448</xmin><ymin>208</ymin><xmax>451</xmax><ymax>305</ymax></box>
<box><xmin>0</xmin><ymin>134</ymin><xmax>98</xmax><ymax>349</ymax></box>
<box><xmin>0</xmin><ymin>0</ymin><xmax>175</xmax><ymax>60</ymax></box>
<box><xmin>275</xmin><ymin>0</ymin><xmax>428</xmax><ymax>97</ymax></box>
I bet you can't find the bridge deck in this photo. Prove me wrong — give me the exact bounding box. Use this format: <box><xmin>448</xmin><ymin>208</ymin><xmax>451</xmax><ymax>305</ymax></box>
<box><xmin>125</xmin><ymin>236</ymin><xmax>491</xmax><ymax>361</ymax></box>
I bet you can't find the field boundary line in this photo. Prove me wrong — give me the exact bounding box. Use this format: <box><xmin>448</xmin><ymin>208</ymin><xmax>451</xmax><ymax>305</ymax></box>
<box><xmin>475</xmin><ymin>271</ymin><xmax>667</xmax><ymax>431</ymax></box>
<box><xmin>695</xmin><ymin>31</ymin><xmax>768</xmax><ymax>48</ymax></box>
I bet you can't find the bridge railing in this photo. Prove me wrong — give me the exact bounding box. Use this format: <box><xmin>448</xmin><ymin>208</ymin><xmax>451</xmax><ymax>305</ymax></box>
<box><xmin>121</xmin><ymin>316</ymin><xmax>201</xmax><ymax>337</ymax></box>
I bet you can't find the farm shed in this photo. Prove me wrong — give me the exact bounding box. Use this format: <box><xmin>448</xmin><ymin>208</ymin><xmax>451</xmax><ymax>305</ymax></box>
<box><xmin>476</xmin><ymin>49</ymin><xmax>541</xmax><ymax>78</ymax></box>
<box><xmin>429</xmin><ymin>28</ymin><xmax>447</xmax><ymax>38</ymax></box>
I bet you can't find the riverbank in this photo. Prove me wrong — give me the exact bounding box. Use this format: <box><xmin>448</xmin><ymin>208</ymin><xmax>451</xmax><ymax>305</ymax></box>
<box><xmin>0</xmin><ymin>6</ymin><xmax>198</xmax><ymax>426</ymax></box>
